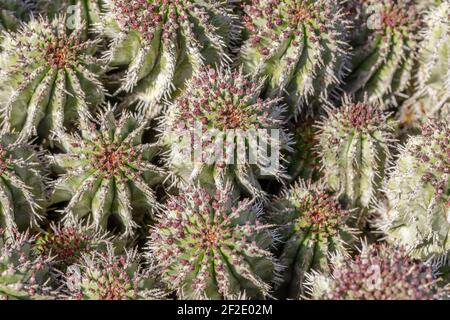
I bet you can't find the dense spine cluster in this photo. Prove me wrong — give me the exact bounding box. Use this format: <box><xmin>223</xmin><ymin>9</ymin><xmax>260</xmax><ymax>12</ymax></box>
<box><xmin>318</xmin><ymin>95</ymin><xmax>394</xmax><ymax>211</ymax></box>
<box><xmin>0</xmin><ymin>230</ymin><xmax>53</xmax><ymax>300</ymax></box>
<box><xmin>162</xmin><ymin>66</ymin><xmax>290</xmax><ymax>200</ymax></box>
<box><xmin>0</xmin><ymin>16</ymin><xmax>105</xmax><ymax>140</ymax></box>
<box><xmin>36</xmin><ymin>222</ymin><xmax>110</xmax><ymax>269</ymax></box>
<box><xmin>240</xmin><ymin>0</ymin><xmax>350</xmax><ymax>114</ymax></box>
<box><xmin>345</xmin><ymin>0</ymin><xmax>422</xmax><ymax>107</ymax></box>
<box><xmin>98</xmin><ymin>0</ymin><xmax>235</xmax><ymax>111</ymax></box>
<box><xmin>308</xmin><ymin>243</ymin><xmax>446</xmax><ymax>300</ymax></box>
<box><xmin>64</xmin><ymin>246</ymin><xmax>166</xmax><ymax>300</ymax></box>
<box><xmin>50</xmin><ymin>109</ymin><xmax>164</xmax><ymax>236</ymax></box>
<box><xmin>148</xmin><ymin>187</ymin><xmax>274</xmax><ymax>299</ymax></box>
<box><xmin>380</xmin><ymin>121</ymin><xmax>449</xmax><ymax>259</ymax></box>
<box><xmin>269</xmin><ymin>181</ymin><xmax>354</xmax><ymax>298</ymax></box>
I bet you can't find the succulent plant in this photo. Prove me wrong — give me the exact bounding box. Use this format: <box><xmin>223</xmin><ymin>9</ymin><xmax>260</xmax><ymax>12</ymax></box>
<box><xmin>345</xmin><ymin>0</ymin><xmax>422</xmax><ymax>107</ymax></box>
<box><xmin>401</xmin><ymin>1</ymin><xmax>450</xmax><ymax>126</ymax></box>
<box><xmin>0</xmin><ymin>16</ymin><xmax>105</xmax><ymax>141</ymax></box>
<box><xmin>379</xmin><ymin>120</ymin><xmax>449</xmax><ymax>259</ymax></box>
<box><xmin>0</xmin><ymin>132</ymin><xmax>46</xmax><ymax>233</ymax></box>
<box><xmin>97</xmin><ymin>0</ymin><xmax>236</xmax><ymax>112</ymax></box>
<box><xmin>36</xmin><ymin>222</ymin><xmax>110</xmax><ymax>269</ymax></box>
<box><xmin>287</xmin><ymin>120</ymin><xmax>321</xmax><ymax>182</ymax></box>
<box><xmin>49</xmin><ymin>108</ymin><xmax>164</xmax><ymax>236</ymax></box>
<box><xmin>307</xmin><ymin>243</ymin><xmax>447</xmax><ymax>300</ymax></box>
<box><xmin>269</xmin><ymin>181</ymin><xmax>355</xmax><ymax>299</ymax></box>
<box><xmin>162</xmin><ymin>66</ymin><xmax>290</xmax><ymax>200</ymax></box>
<box><xmin>0</xmin><ymin>230</ymin><xmax>53</xmax><ymax>300</ymax></box>
<box><xmin>147</xmin><ymin>186</ymin><xmax>275</xmax><ymax>299</ymax></box>
<box><xmin>239</xmin><ymin>0</ymin><xmax>350</xmax><ymax>114</ymax></box>
<box><xmin>0</xmin><ymin>0</ymin><xmax>34</xmax><ymax>33</ymax></box>
<box><xmin>0</xmin><ymin>0</ymin><xmax>448</xmax><ymax>301</ymax></box>
<box><xmin>318</xmin><ymin>95</ymin><xmax>395</xmax><ymax>214</ymax></box>
<box><xmin>64</xmin><ymin>245</ymin><xmax>166</xmax><ymax>300</ymax></box>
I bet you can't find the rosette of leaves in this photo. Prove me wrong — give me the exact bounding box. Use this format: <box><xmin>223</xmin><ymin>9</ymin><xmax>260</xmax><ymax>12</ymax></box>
<box><xmin>49</xmin><ymin>108</ymin><xmax>164</xmax><ymax>236</ymax></box>
<box><xmin>345</xmin><ymin>0</ymin><xmax>422</xmax><ymax>107</ymax></box>
<box><xmin>240</xmin><ymin>0</ymin><xmax>350</xmax><ymax>114</ymax></box>
<box><xmin>97</xmin><ymin>0</ymin><xmax>236</xmax><ymax>112</ymax></box>
<box><xmin>379</xmin><ymin>120</ymin><xmax>449</xmax><ymax>259</ymax></box>
<box><xmin>162</xmin><ymin>66</ymin><xmax>291</xmax><ymax>200</ymax></box>
<box><xmin>147</xmin><ymin>186</ymin><xmax>275</xmax><ymax>299</ymax></box>
<box><xmin>0</xmin><ymin>15</ymin><xmax>105</xmax><ymax>141</ymax></box>
<box><xmin>307</xmin><ymin>243</ymin><xmax>447</xmax><ymax>300</ymax></box>
<box><xmin>0</xmin><ymin>230</ymin><xmax>53</xmax><ymax>300</ymax></box>
<box><xmin>269</xmin><ymin>181</ymin><xmax>355</xmax><ymax>299</ymax></box>
<box><xmin>64</xmin><ymin>246</ymin><xmax>166</xmax><ymax>300</ymax></box>
<box><xmin>318</xmin><ymin>95</ymin><xmax>395</xmax><ymax>212</ymax></box>
<box><xmin>0</xmin><ymin>132</ymin><xmax>46</xmax><ymax>233</ymax></box>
